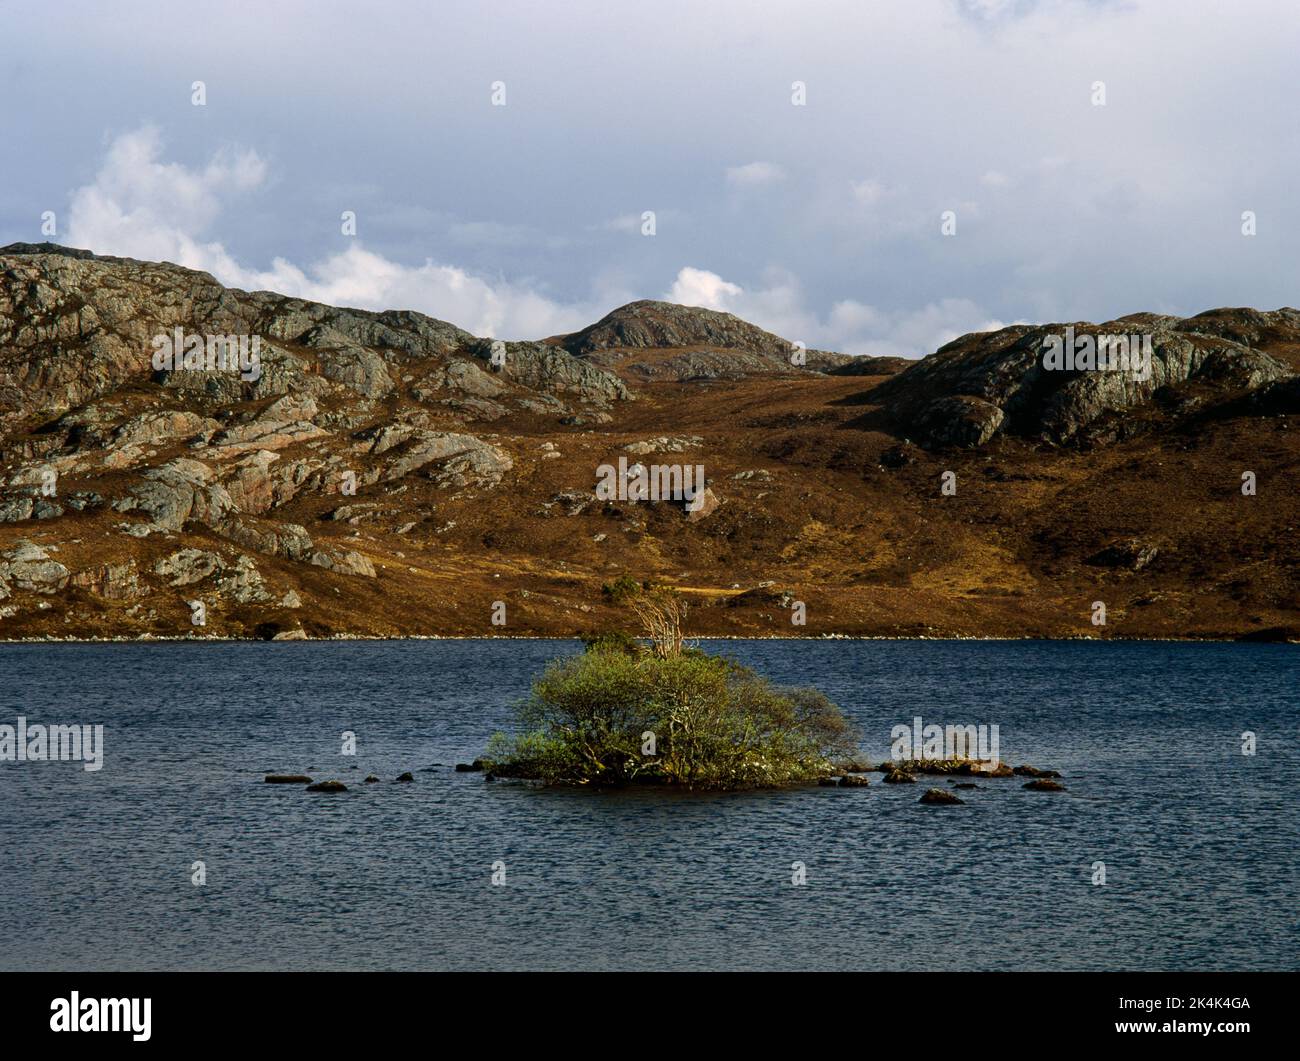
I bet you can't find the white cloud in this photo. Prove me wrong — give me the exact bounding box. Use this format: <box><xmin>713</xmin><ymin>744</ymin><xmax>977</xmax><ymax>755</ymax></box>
<box><xmin>65</xmin><ymin>126</ymin><xmax>263</xmax><ymax>278</ymax></box>
<box><xmin>65</xmin><ymin>128</ymin><xmax>595</xmax><ymax>340</ymax></box>
<box><xmin>850</xmin><ymin>178</ymin><xmax>888</xmax><ymax>206</ymax></box>
<box><xmin>956</xmin><ymin>0</ymin><xmax>1025</xmax><ymax>19</ymax></box>
<box><xmin>725</xmin><ymin>161</ymin><xmax>786</xmax><ymax>187</ymax></box>
<box><xmin>666</xmin><ymin>266</ymin><xmax>744</xmax><ymax>310</ymax></box>
<box><xmin>601</xmin><ymin>213</ymin><xmax>646</xmax><ymax>234</ymax></box>
<box><xmin>663</xmin><ymin>267</ymin><xmax>1010</xmax><ymax>357</ymax></box>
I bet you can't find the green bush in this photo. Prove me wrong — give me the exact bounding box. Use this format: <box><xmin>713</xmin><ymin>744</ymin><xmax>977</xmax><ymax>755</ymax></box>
<box><xmin>600</xmin><ymin>575</ymin><xmax>642</xmax><ymax>602</ymax></box>
<box><xmin>578</xmin><ymin>629</ymin><xmax>644</xmax><ymax>656</ymax></box>
<box><xmin>485</xmin><ymin>643</ymin><xmax>856</xmax><ymax>790</ymax></box>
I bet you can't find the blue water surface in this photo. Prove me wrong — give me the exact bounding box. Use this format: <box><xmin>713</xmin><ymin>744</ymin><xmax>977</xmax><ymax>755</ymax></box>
<box><xmin>0</xmin><ymin>639</ymin><xmax>1295</xmax><ymax>971</ymax></box>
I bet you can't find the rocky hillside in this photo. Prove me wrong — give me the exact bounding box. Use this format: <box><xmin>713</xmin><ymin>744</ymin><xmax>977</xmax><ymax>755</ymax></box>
<box><xmin>873</xmin><ymin>310</ymin><xmax>1300</xmax><ymax>447</ymax></box>
<box><xmin>556</xmin><ymin>299</ymin><xmax>853</xmax><ymax>379</ymax></box>
<box><xmin>1</xmin><ymin>243</ymin><xmax>1296</xmax><ymax>641</ymax></box>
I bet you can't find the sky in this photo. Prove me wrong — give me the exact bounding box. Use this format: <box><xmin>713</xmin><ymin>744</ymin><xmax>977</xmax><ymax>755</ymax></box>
<box><xmin>1</xmin><ymin>0</ymin><xmax>1296</xmax><ymax>355</ymax></box>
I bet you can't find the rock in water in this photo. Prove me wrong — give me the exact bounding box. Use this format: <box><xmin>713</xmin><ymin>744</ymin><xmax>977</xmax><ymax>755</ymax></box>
<box><xmin>1023</xmin><ymin>779</ymin><xmax>1066</xmax><ymax>792</ymax></box>
<box><xmin>264</xmin><ymin>774</ymin><xmax>312</xmax><ymax>784</ymax></box>
<box><xmin>920</xmin><ymin>788</ymin><xmax>964</xmax><ymax>805</ymax></box>
<box><xmin>306</xmin><ymin>779</ymin><xmax>347</xmax><ymax>792</ymax></box>
<box><xmin>882</xmin><ymin>769</ymin><xmax>916</xmax><ymax>784</ymax></box>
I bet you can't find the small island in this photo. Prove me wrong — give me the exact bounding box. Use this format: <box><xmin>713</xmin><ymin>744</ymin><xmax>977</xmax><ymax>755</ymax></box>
<box><xmin>482</xmin><ymin>588</ymin><xmax>856</xmax><ymax>790</ymax></box>
<box><xmin>478</xmin><ymin>587</ymin><xmax>1067</xmax><ymax>798</ymax></box>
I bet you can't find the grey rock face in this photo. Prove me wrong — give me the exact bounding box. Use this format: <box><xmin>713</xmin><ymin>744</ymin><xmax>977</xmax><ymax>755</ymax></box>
<box><xmin>111</xmin><ymin>409</ymin><xmax>218</xmax><ymax>448</ymax></box>
<box><xmin>0</xmin><ymin>540</ymin><xmax>69</xmax><ymax>593</ymax></box>
<box><xmin>914</xmin><ymin>395</ymin><xmax>1005</xmax><ymax>447</ymax></box>
<box><xmin>0</xmin><ymin>245</ymin><xmax>466</xmax><ymax>428</ymax></box>
<box><xmin>207</xmin><ymin>414</ymin><xmax>328</xmax><ymax>458</ymax></box>
<box><xmin>218</xmin><ymin>554</ymin><xmax>275</xmax><ymax>603</ymax></box>
<box><xmin>470</xmin><ymin>339</ymin><xmax>630</xmax><ymax>404</ymax></box>
<box><xmin>155</xmin><ymin>548</ymin><xmax>226</xmax><ymax>586</ymax></box>
<box><xmin>69</xmin><ymin>560</ymin><xmax>142</xmax><ymax>600</ymax></box>
<box><xmin>217</xmin><ymin>450</ymin><xmax>284</xmax><ymax>515</ymax></box>
<box><xmin>309</xmin><ymin>547</ymin><xmax>377</xmax><ymax>578</ymax></box>
<box><xmin>303</xmin><ymin>326</ymin><xmax>396</xmax><ymax>399</ymax></box>
<box><xmin>153</xmin><ymin>547</ymin><xmax>273</xmax><ymax>602</ymax></box>
<box><xmin>0</xmin><ymin>496</ymin><xmax>35</xmax><ymax>523</ymax></box>
<box><xmin>216</xmin><ymin>517</ymin><xmax>314</xmax><ymax>561</ymax></box>
<box><xmin>564</xmin><ymin>299</ymin><xmax>786</xmax><ymax>359</ymax></box>
<box><xmin>112</xmin><ymin>458</ymin><xmax>234</xmax><ymax>531</ymax></box>
<box><xmin>443</xmin><ymin>359</ymin><xmax>505</xmax><ymax>398</ymax></box>
<box><xmin>381</xmin><ymin>431</ymin><xmax>513</xmax><ymax>488</ymax></box>
<box><xmin>873</xmin><ymin>314</ymin><xmax>1297</xmax><ymax>448</ymax></box>
<box><xmin>623</xmin><ymin>436</ymin><xmax>703</xmax><ymax>455</ymax></box>
<box><xmin>623</xmin><ymin>349</ymin><xmax>787</xmax><ymax>382</ymax></box>
<box><xmin>264</xmin><ymin>303</ymin><xmax>472</xmax><ymax>360</ymax></box>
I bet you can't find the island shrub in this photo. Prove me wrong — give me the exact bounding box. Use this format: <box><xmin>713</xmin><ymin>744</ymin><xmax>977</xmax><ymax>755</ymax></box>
<box><xmin>486</xmin><ymin>589</ymin><xmax>856</xmax><ymax>790</ymax></box>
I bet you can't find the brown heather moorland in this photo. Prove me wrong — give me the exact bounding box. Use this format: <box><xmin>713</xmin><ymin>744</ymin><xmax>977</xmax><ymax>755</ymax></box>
<box><xmin>1</xmin><ymin>244</ymin><xmax>1297</xmax><ymax>642</ymax></box>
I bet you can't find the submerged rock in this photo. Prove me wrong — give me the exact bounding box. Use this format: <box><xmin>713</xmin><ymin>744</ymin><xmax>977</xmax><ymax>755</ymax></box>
<box><xmin>817</xmin><ymin>774</ymin><xmax>871</xmax><ymax>788</ymax></box>
<box><xmin>264</xmin><ymin>774</ymin><xmax>312</xmax><ymax>784</ymax></box>
<box><xmin>1023</xmin><ymin>779</ymin><xmax>1066</xmax><ymax>792</ymax></box>
<box><xmin>1014</xmin><ymin>765</ymin><xmax>1062</xmax><ymax>778</ymax></box>
<box><xmin>306</xmin><ymin>779</ymin><xmax>348</xmax><ymax>792</ymax></box>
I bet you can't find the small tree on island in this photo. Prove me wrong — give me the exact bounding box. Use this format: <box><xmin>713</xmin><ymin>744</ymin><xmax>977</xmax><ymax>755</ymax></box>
<box><xmin>627</xmin><ymin>586</ymin><xmax>688</xmax><ymax>658</ymax></box>
<box><xmin>484</xmin><ymin>585</ymin><xmax>856</xmax><ymax>790</ymax></box>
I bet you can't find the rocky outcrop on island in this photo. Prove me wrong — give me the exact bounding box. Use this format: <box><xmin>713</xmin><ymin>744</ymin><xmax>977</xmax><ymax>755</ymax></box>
<box><xmin>0</xmin><ymin>243</ymin><xmax>1296</xmax><ymax>641</ymax></box>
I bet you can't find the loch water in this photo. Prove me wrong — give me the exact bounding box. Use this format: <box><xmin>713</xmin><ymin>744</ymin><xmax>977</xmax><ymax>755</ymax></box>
<box><xmin>0</xmin><ymin>639</ymin><xmax>1295</xmax><ymax>971</ymax></box>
